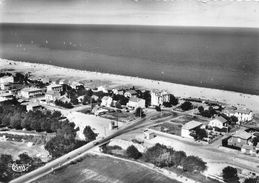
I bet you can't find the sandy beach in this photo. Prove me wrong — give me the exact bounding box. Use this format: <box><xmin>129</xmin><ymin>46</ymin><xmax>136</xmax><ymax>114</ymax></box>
<box><xmin>1</xmin><ymin>58</ymin><xmax>259</xmax><ymax>113</ymax></box>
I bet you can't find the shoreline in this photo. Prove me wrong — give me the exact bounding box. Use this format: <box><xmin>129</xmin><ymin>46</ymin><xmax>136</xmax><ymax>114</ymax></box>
<box><xmin>1</xmin><ymin>58</ymin><xmax>259</xmax><ymax>113</ymax></box>
<box><xmin>1</xmin><ymin>22</ymin><xmax>259</xmax><ymax>30</ymax></box>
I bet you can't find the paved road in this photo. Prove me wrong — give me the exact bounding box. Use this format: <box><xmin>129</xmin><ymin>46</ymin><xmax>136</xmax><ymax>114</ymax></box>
<box><xmin>10</xmin><ymin>112</ymin><xmax>165</xmax><ymax>183</ymax></box>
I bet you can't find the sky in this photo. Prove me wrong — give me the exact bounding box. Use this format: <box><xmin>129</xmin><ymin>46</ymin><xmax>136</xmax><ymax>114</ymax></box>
<box><xmin>0</xmin><ymin>0</ymin><xmax>259</xmax><ymax>28</ymax></box>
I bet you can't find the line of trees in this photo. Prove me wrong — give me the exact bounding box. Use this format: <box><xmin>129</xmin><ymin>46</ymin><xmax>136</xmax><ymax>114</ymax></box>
<box><xmin>142</xmin><ymin>143</ymin><xmax>207</xmax><ymax>173</ymax></box>
<box><xmin>55</xmin><ymin>100</ymin><xmax>73</xmax><ymax>109</ymax></box>
<box><xmin>0</xmin><ymin>102</ymin><xmax>66</xmax><ymax>133</ymax></box>
<box><xmin>45</xmin><ymin>125</ymin><xmax>97</xmax><ymax>158</ymax></box>
<box><xmin>104</xmin><ymin>143</ymin><xmax>207</xmax><ymax>174</ymax></box>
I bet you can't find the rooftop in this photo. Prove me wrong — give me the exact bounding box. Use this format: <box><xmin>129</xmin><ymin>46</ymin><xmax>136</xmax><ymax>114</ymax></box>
<box><xmin>129</xmin><ymin>97</ymin><xmax>144</xmax><ymax>103</ymax></box>
<box><xmin>151</xmin><ymin>89</ymin><xmax>169</xmax><ymax>96</ymax></box>
<box><xmin>102</xmin><ymin>96</ymin><xmax>112</xmax><ymax>101</ymax></box>
<box><xmin>47</xmin><ymin>83</ymin><xmax>62</xmax><ymax>88</ymax></box>
<box><xmin>182</xmin><ymin>120</ymin><xmax>202</xmax><ymax>130</ymax></box>
<box><xmin>236</xmin><ymin>108</ymin><xmax>252</xmax><ymax>114</ymax></box>
<box><xmin>21</xmin><ymin>87</ymin><xmax>44</xmax><ymax>92</ymax></box>
<box><xmin>125</xmin><ymin>90</ymin><xmax>137</xmax><ymax>94</ymax></box>
<box><xmin>211</xmin><ymin>116</ymin><xmax>228</xmax><ymax>123</ymax></box>
<box><xmin>27</xmin><ymin>102</ymin><xmax>41</xmax><ymax>108</ymax></box>
<box><xmin>46</xmin><ymin>90</ymin><xmax>60</xmax><ymax>96</ymax></box>
<box><xmin>0</xmin><ymin>76</ymin><xmax>13</xmax><ymax>79</ymax></box>
<box><xmin>232</xmin><ymin>130</ymin><xmax>252</xmax><ymax>140</ymax></box>
<box><xmin>242</xmin><ymin>145</ymin><xmax>254</xmax><ymax>150</ymax></box>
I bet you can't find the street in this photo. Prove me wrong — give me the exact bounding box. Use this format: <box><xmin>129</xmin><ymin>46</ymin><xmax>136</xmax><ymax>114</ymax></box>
<box><xmin>10</xmin><ymin>111</ymin><xmax>166</xmax><ymax>183</ymax></box>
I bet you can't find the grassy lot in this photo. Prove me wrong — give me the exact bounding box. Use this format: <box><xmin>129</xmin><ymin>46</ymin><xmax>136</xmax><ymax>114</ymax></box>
<box><xmin>150</xmin><ymin>122</ymin><xmax>182</xmax><ymax>136</ymax></box>
<box><xmin>0</xmin><ymin>141</ymin><xmax>49</xmax><ymax>161</ymax></box>
<box><xmin>36</xmin><ymin>155</ymin><xmax>179</xmax><ymax>183</ymax></box>
<box><xmin>150</xmin><ymin>111</ymin><xmax>178</xmax><ymax>121</ymax></box>
<box><xmin>171</xmin><ymin>115</ymin><xmax>207</xmax><ymax>125</ymax></box>
<box><xmin>101</xmin><ymin>111</ymin><xmax>135</xmax><ymax>122</ymax></box>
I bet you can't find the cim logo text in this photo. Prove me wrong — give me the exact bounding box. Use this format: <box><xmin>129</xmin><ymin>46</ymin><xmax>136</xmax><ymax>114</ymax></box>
<box><xmin>8</xmin><ymin>163</ymin><xmax>31</xmax><ymax>172</ymax></box>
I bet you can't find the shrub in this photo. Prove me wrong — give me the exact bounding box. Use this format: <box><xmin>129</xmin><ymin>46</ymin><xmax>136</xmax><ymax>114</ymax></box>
<box><xmin>126</xmin><ymin>145</ymin><xmax>142</xmax><ymax>159</ymax></box>
<box><xmin>180</xmin><ymin>101</ymin><xmax>193</xmax><ymax>111</ymax></box>
<box><xmin>222</xmin><ymin>166</ymin><xmax>239</xmax><ymax>183</ymax></box>
<box><xmin>182</xmin><ymin>156</ymin><xmax>207</xmax><ymax>173</ymax></box>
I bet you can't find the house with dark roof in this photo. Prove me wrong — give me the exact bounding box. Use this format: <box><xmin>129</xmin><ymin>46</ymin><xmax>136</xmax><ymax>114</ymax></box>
<box><xmin>209</xmin><ymin>116</ymin><xmax>228</xmax><ymax>129</ymax></box>
<box><xmin>228</xmin><ymin>130</ymin><xmax>252</xmax><ymax>148</ymax></box>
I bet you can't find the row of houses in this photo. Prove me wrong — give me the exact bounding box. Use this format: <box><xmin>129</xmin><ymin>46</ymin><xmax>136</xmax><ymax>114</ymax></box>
<box><xmin>100</xmin><ymin>96</ymin><xmax>146</xmax><ymax>109</ymax></box>
<box><xmin>223</xmin><ymin>108</ymin><xmax>253</xmax><ymax>123</ymax></box>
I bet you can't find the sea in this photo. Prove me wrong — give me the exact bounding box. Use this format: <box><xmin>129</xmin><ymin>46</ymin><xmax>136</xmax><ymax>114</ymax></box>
<box><xmin>0</xmin><ymin>23</ymin><xmax>259</xmax><ymax>95</ymax></box>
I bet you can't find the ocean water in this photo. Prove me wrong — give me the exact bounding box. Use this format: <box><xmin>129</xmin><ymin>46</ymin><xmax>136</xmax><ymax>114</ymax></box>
<box><xmin>0</xmin><ymin>23</ymin><xmax>259</xmax><ymax>95</ymax></box>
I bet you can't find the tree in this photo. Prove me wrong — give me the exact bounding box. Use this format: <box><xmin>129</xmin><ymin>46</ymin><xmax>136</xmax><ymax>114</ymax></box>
<box><xmin>182</xmin><ymin>156</ymin><xmax>207</xmax><ymax>173</ymax></box>
<box><xmin>0</xmin><ymin>154</ymin><xmax>13</xmax><ymax>182</ymax></box>
<box><xmin>126</xmin><ymin>145</ymin><xmax>142</xmax><ymax>159</ymax></box>
<box><xmin>180</xmin><ymin>101</ymin><xmax>193</xmax><ymax>111</ymax></box>
<box><xmin>230</xmin><ymin>116</ymin><xmax>238</xmax><ymax>125</ymax></box>
<box><xmin>222</xmin><ymin>166</ymin><xmax>239</xmax><ymax>183</ymax></box>
<box><xmin>83</xmin><ymin>126</ymin><xmax>97</xmax><ymax>142</ymax></box>
<box><xmin>142</xmin><ymin>91</ymin><xmax>151</xmax><ymax>107</ymax></box>
<box><xmin>10</xmin><ymin>113</ymin><xmax>22</xmax><ymax>129</ymax></box>
<box><xmin>252</xmin><ymin>136</ymin><xmax>259</xmax><ymax>146</ymax></box>
<box><xmin>155</xmin><ymin>106</ymin><xmax>161</xmax><ymax>111</ymax></box>
<box><xmin>52</xmin><ymin>111</ymin><xmax>62</xmax><ymax>119</ymax></box>
<box><xmin>143</xmin><ymin>143</ymin><xmax>174</xmax><ymax>164</ymax></box>
<box><xmin>115</xmin><ymin>102</ymin><xmax>122</xmax><ymax>109</ymax></box>
<box><xmin>169</xmin><ymin>94</ymin><xmax>178</xmax><ymax>106</ymax></box>
<box><xmin>163</xmin><ymin>102</ymin><xmax>172</xmax><ymax>108</ymax></box>
<box><xmin>244</xmin><ymin>178</ymin><xmax>258</xmax><ymax>183</ymax></box>
<box><xmin>172</xmin><ymin>151</ymin><xmax>187</xmax><ymax>167</ymax></box>
<box><xmin>155</xmin><ymin>152</ymin><xmax>174</xmax><ymax>168</ymax></box>
<box><xmin>198</xmin><ymin>106</ymin><xmax>204</xmax><ymax>113</ymax></box>
<box><xmin>135</xmin><ymin>107</ymin><xmax>145</xmax><ymax>118</ymax></box>
<box><xmin>192</xmin><ymin>128</ymin><xmax>207</xmax><ymax>141</ymax></box>
<box><xmin>45</xmin><ymin>136</ymin><xmax>77</xmax><ymax>158</ymax></box>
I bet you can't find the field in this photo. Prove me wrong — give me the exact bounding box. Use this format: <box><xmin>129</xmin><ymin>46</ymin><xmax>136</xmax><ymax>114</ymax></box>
<box><xmin>36</xmin><ymin>155</ymin><xmax>179</xmax><ymax>183</ymax></box>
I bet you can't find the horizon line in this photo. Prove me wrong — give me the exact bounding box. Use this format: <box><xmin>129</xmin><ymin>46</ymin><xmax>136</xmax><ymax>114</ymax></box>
<box><xmin>1</xmin><ymin>22</ymin><xmax>259</xmax><ymax>30</ymax></box>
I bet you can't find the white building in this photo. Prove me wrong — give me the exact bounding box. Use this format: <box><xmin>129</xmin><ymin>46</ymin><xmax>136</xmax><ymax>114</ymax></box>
<box><xmin>144</xmin><ymin>130</ymin><xmax>156</xmax><ymax>140</ymax></box>
<box><xmin>112</xmin><ymin>88</ymin><xmax>124</xmax><ymax>95</ymax></box>
<box><xmin>101</xmin><ymin>96</ymin><xmax>113</xmax><ymax>107</ymax></box>
<box><xmin>0</xmin><ymin>76</ymin><xmax>14</xmax><ymax>84</ymax></box>
<box><xmin>97</xmin><ymin>86</ymin><xmax>108</xmax><ymax>93</ymax></box>
<box><xmin>71</xmin><ymin>81</ymin><xmax>83</xmax><ymax>90</ymax></box>
<box><xmin>181</xmin><ymin>120</ymin><xmax>203</xmax><ymax>139</ymax></box>
<box><xmin>0</xmin><ymin>92</ymin><xmax>13</xmax><ymax>102</ymax></box>
<box><xmin>151</xmin><ymin>90</ymin><xmax>170</xmax><ymax>106</ymax></box>
<box><xmin>20</xmin><ymin>87</ymin><xmax>45</xmax><ymax>99</ymax></box>
<box><xmin>45</xmin><ymin>91</ymin><xmax>61</xmax><ymax>102</ymax></box>
<box><xmin>223</xmin><ymin>108</ymin><xmax>253</xmax><ymax>122</ymax></box>
<box><xmin>47</xmin><ymin>83</ymin><xmax>63</xmax><ymax>92</ymax></box>
<box><xmin>0</xmin><ymin>83</ymin><xmax>11</xmax><ymax>90</ymax></box>
<box><xmin>209</xmin><ymin>116</ymin><xmax>228</xmax><ymax>129</ymax></box>
<box><xmin>127</xmin><ymin>97</ymin><xmax>145</xmax><ymax>109</ymax></box>
<box><xmin>26</xmin><ymin>103</ymin><xmax>44</xmax><ymax>112</ymax></box>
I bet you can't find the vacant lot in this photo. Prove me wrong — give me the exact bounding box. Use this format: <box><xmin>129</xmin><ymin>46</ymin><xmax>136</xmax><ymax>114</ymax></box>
<box><xmin>36</xmin><ymin>155</ymin><xmax>179</xmax><ymax>183</ymax></box>
<box><xmin>150</xmin><ymin>122</ymin><xmax>182</xmax><ymax>136</ymax></box>
<box><xmin>0</xmin><ymin>141</ymin><xmax>49</xmax><ymax>161</ymax></box>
